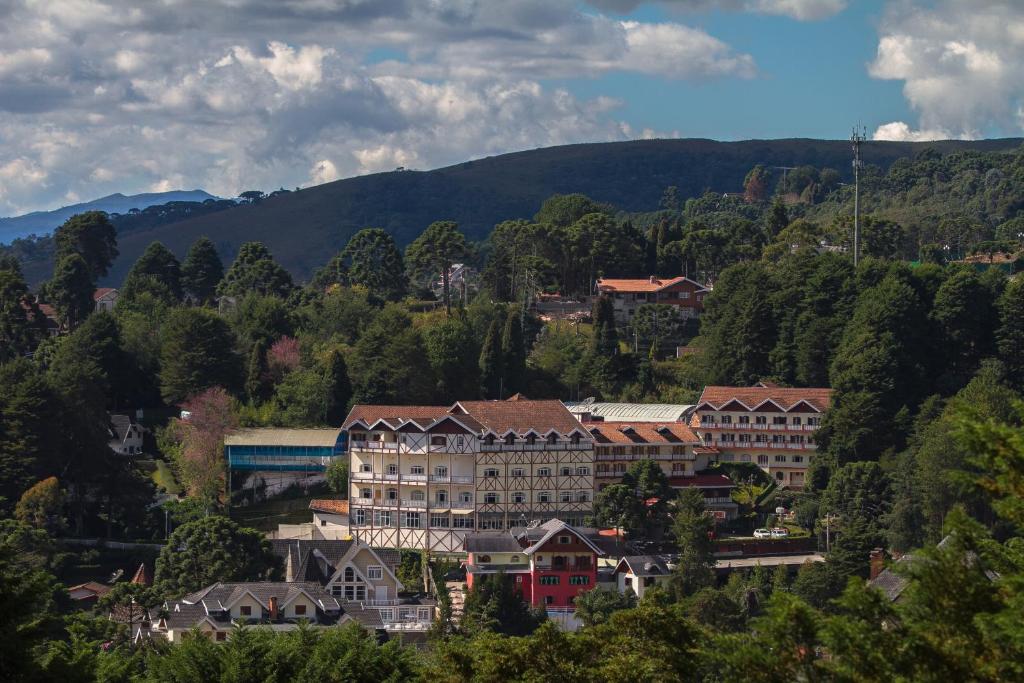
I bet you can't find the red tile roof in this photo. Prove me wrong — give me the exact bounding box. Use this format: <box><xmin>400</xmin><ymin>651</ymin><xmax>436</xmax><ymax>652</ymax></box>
<box><xmin>587</xmin><ymin>421</ymin><xmax>700</xmax><ymax>445</ymax></box>
<box><xmin>345</xmin><ymin>399</ymin><xmax>586</xmax><ymax>436</ymax></box>
<box><xmin>697</xmin><ymin>386</ymin><xmax>833</xmax><ymax>412</ymax></box>
<box><xmin>669</xmin><ymin>474</ymin><xmax>735</xmax><ymax>489</ymax></box>
<box><xmin>596</xmin><ymin>276</ymin><xmax>703</xmax><ymax>293</ymax></box>
<box><xmin>93</xmin><ymin>287</ymin><xmax>117</xmax><ymax>301</ymax></box>
<box><xmin>309</xmin><ymin>499</ymin><xmax>349</xmax><ymax>516</ymax></box>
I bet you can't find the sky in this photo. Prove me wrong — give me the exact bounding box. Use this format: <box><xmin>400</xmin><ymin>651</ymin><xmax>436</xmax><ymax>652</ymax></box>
<box><xmin>1</xmin><ymin>0</ymin><xmax>1024</xmax><ymax>215</ymax></box>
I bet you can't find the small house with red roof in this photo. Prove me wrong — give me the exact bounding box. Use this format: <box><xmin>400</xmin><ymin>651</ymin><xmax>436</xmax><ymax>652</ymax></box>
<box><xmin>693</xmin><ymin>383</ymin><xmax>833</xmax><ymax>489</ymax></box>
<box><xmin>596</xmin><ymin>275</ymin><xmax>709</xmax><ymax>326</ymax></box>
<box><xmin>463</xmin><ymin>518</ymin><xmax>604</xmax><ymax>615</ymax></box>
<box><xmin>93</xmin><ymin>287</ymin><xmax>119</xmax><ymax>312</ymax></box>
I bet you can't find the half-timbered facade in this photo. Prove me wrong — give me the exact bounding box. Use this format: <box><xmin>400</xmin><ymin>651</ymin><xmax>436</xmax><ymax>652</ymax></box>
<box><xmin>692</xmin><ymin>384</ymin><xmax>833</xmax><ymax>489</ymax></box>
<box><xmin>344</xmin><ymin>398</ymin><xmax>594</xmax><ymax>552</ymax></box>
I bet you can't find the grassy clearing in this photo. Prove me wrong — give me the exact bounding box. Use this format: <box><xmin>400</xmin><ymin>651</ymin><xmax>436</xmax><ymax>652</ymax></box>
<box><xmin>152</xmin><ymin>459</ymin><xmax>182</xmax><ymax>495</ymax></box>
<box><xmin>230</xmin><ymin>496</ymin><xmax>316</xmax><ymax>531</ymax></box>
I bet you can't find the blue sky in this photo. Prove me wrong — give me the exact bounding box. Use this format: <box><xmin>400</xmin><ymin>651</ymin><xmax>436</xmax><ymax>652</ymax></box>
<box><xmin>570</xmin><ymin>1</ymin><xmax>907</xmax><ymax>139</ymax></box>
<box><xmin>0</xmin><ymin>0</ymin><xmax>1022</xmax><ymax>215</ymax></box>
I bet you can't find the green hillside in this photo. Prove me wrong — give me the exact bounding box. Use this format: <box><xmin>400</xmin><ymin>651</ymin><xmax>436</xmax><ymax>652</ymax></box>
<box><xmin>19</xmin><ymin>137</ymin><xmax>1024</xmax><ymax>286</ymax></box>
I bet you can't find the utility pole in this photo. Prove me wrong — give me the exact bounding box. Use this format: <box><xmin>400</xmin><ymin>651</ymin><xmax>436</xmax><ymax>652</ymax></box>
<box><xmin>851</xmin><ymin>126</ymin><xmax>866</xmax><ymax>267</ymax></box>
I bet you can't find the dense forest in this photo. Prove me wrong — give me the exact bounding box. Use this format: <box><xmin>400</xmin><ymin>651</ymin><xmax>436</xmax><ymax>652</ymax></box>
<box><xmin>4</xmin><ymin>137</ymin><xmax>1021</xmax><ymax>287</ymax></box>
<box><xmin>2</xmin><ymin>143</ymin><xmax>1024</xmax><ymax>680</ymax></box>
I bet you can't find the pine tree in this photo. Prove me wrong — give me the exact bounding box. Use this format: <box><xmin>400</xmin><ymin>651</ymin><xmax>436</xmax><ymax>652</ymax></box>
<box><xmin>217</xmin><ymin>242</ymin><xmax>293</xmax><ymax>298</ymax></box>
<box><xmin>997</xmin><ymin>275</ymin><xmax>1024</xmax><ymax>391</ymax></box>
<box><xmin>49</xmin><ymin>254</ymin><xmax>95</xmax><ymax>329</ymax></box>
<box><xmin>479</xmin><ymin>318</ymin><xmax>504</xmax><ymax>399</ymax></box>
<box><xmin>324</xmin><ymin>349</ymin><xmax>352</xmax><ymax>424</ymax></box>
<box><xmin>0</xmin><ymin>257</ymin><xmax>42</xmax><ymax>362</ymax></box>
<box><xmin>181</xmin><ymin>236</ymin><xmax>224</xmax><ymax>304</ymax></box>
<box><xmin>160</xmin><ymin>308</ymin><xmax>243</xmax><ymax>403</ymax></box>
<box><xmin>591</xmin><ymin>295</ymin><xmax>618</xmax><ymax>356</ymax></box>
<box><xmin>53</xmin><ymin>211</ymin><xmax>118</xmax><ymax>281</ymax></box>
<box><xmin>121</xmin><ymin>241</ymin><xmax>183</xmax><ymax>303</ymax></box>
<box><xmin>501</xmin><ymin>307</ymin><xmax>526</xmax><ymax>394</ymax></box>
<box><xmin>245</xmin><ymin>340</ymin><xmax>268</xmax><ymax>404</ymax></box>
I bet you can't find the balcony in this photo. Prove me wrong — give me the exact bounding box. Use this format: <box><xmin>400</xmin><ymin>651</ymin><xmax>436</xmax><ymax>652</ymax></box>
<box><xmin>704</xmin><ymin>496</ymin><xmax>734</xmax><ymax>504</ymax></box>
<box><xmin>429</xmin><ymin>474</ymin><xmax>474</xmax><ymax>484</ymax></box>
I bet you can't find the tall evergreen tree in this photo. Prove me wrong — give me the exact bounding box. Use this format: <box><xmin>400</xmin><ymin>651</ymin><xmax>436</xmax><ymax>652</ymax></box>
<box><xmin>245</xmin><ymin>340</ymin><xmax>268</xmax><ymax>404</ymax></box>
<box><xmin>0</xmin><ymin>257</ymin><xmax>42</xmax><ymax>362</ymax></box>
<box><xmin>479</xmin><ymin>318</ymin><xmax>504</xmax><ymax>399</ymax></box>
<box><xmin>423</xmin><ymin>314</ymin><xmax>479</xmax><ymax>403</ymax></box>
<box><xmin>180</xmin><ymin>236</ymin><xmax>224</xmax><ymax>304</ymax></box>
<box><xmin>49</xmin><ymin>254</ymin><xmax>95</xmax><ymax>329</ymax></box>
<box><xmin>217</xmin><ymin>242</ymin><xmax>293</xmax><ymax>298</ymax></box>
<box><xmin>338</xmin><ymin>228</ymin><xmax>407</xmax><ymax>301</ymax></box>
<box><xmin>996</xmin><ymin>275</ymin><xmax>1024</xmax><ymax>391</ymax></box>
<box><xmin>405</xmin><ymin>220</ymin><xmax>468</xmax><ymax>314</ymax></box>
<box><xmin>53</xmin><ymin>211</ymin><xmax>118</xmax><ymax>281</ymax></box>
<box><xmin>931</xmin><ymin>267</ymin><xmax>996</xmax><ymax>390</ymax></box>
<box><xmin>502</xmin><ymin>306</ymin><xmax>526</xmax><ymax>394</ymax></box>
<box><xmin>591</xmin><ymin>295</ymin><xmax>619</xmax><ymax>356</ymax></box>
<box><xmin>121</xmin><ymin>241</ymin><xmax>182</xmax><ymax>302</ymax></box>
<box><xmin>160</xmin><ymin>308</ymin><xmax>243</xmax><ymax>403</ymax></box>
<box><xmin>347</xmin><ymin>304</ymin><xmax>435</xmax><ymax>405</ymax></box>
<box><xmin>324</xmin><ymin>349</ymin><xmax>353</xmax><ymax>424</ymax></box>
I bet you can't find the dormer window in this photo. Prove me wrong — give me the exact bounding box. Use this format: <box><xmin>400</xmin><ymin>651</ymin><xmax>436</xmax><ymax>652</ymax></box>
<box><xmin>478</xmin><ymin>555</ymin><xmax>491</xmax><ymax>563</ymax></box>
<box><xmin>547</xmin><ymin>434</ymin><xmax>558</xmax><ymax>445</ymax></box>
<box><xmin>570</xmin><ymin>434</ymin><xmax>581</xmax><ymax>445</ymax></box>
<box><xmin>240</xmin><ymin>605</ymin><xmax>252</xmax><ymax>616</ymax></box>
<box><xmin>485</xmin><ymin>434</ymin><xmax>495</xmax><ymax>445</ymax></box>
<box><xmin>504</xmin><ymin>434</ymin><xmax>515</xmax><ymax>445</ymax></box>
<box><xmin>526</xmin><ymin>434</ymin><xmax>537</xmax><ymax>445</ymax></box>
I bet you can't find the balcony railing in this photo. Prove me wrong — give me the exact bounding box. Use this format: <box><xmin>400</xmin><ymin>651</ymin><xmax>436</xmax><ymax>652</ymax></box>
<box><xmin>429</xmin><ymin>474</ymin><xmax>474</xmax><ymax>484</ymax></box>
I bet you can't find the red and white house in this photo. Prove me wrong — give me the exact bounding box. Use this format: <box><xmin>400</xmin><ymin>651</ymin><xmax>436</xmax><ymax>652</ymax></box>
<box><xmin>595</xmin><ymin>276</ymin><xmax>709</xmax><ymax>326</ymax></box>
<box><xmin>463</xmin><ymin>519</ymin><xmax>604</xmax><ymax>612</ymax></box>
<box><xmin>692</xmin><ymin>384</ymin><xmax>833</xmax><ymax>489</ymax></box>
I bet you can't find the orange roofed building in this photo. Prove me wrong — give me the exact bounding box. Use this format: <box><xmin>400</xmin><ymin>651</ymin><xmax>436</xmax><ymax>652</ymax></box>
<box><xmin>595</xmin><ymin>276</ymin><xmax>709</xmax><ymax>326</ymax></box>
<box><xmin>692</xmin><ymin>384</ymin><xmax>833</xmax><ymax>489</ymax></box>
<box><xmin>585</xmin><ymin>420</ymin><xmax>737</xmax><ymax>519</ymax></box>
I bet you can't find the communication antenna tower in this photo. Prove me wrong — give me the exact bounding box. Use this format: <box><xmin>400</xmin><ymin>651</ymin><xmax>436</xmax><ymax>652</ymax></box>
<box><xmin>851</xmin><ymin>126</ymin><xmax>866</xmax><ymax>267</ymax></box>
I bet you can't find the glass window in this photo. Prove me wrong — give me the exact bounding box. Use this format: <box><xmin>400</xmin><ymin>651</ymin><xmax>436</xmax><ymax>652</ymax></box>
<box><xmin>410</xmin><ymin>465</ymin><xmax>424</xmax><ymax>475</ymax></box>
<box><xmin>411</xmin><ymin>490</ymin><xmax>424</xmax><ymax>501</ymax></box>
<box><xmin>504</xmin><ymin>434</ymin><xmax>515</xmax><ymax>445</ymax></box>
<box><xmin>560</xmin><ymin>491</ymin><xmax>571</xmax><ymax>502</ymax></box>
<box><xmin>569</xmin><ymin>575</ymin><xmax>590</xmax><ymax>585</ymax></box>
<box><xmin>560</xmin><ymin>467</ymin><xmax>571</xmax><ymax>476</ymax></box>
<box><xmin>540</xmin><ymin>576</ymin><xmax>559</xmax><ymax>585</ymax></box>
<box><xmin>537</xmin><ymin>467</ymin><xmax>551</xmax><ymax>476</ymax></box>
<box><xmin>484</xmin><ymin>493</ymin><xmax>498</xmax><ymax>504</ymax></box>
<box><xmin>459</xmin><ymin>492</ymin><xmax>472</xmax><ymax>503</ymax></box>
<box><xmin>576</xmin><ymin>466</ymin><xmax>590</xmax><ymax>475</ymax></box>
<box><xmin>240</xmin><ymin>605</ymin><xmax>251</xmax><ymax>616</ymax></box>
<box><xmin>547</xmin><ymin>434</ymin><xmax>557</xmax><ymax>444</ymax></box>
<box><xmin>387</xmin><ymin>464</ymin><xmax>398</xmax><ymax>475</ymax></box>
<box><xmin>430</xmin><ymin>514</ymin><xmax>449</xmax><ymax>527</ymax></box>
<box><xmin>430</xmin><ymin>435</ymin><xmax>446</xmax><ymax>446</ymax></box>
<box><xmin>434</xmin><ymin>465</ymin><xmax>448</xmax><ymax>477</ymax></box>
<box><xmin>538</xmin><ymin>491</ymin><xmax>551</xmax><ymax>502</ymax></box>
<box><xmin>436</xmin><ymin>490</ymin><xmax>448</xmax><ymax>503</ymax></box>
<box><xmin>295</xmin><ymin>604</ymin><xmax>306</xmax><ymax>616</ymax></box>
<box><xmin>513</xmin><ymin>492</ymin><xmax>525</xmax><ymax>503</ymax></box>
<box><xmin>511</xmin><ymin>468</ymin><xmax>524</xmax><ymax>477</ymax></box>
<box><xmin>354</xmin><ymin>509</ymin><xmax>366</xmax><ymax>525</ymax></box>
<box><xmin>367</xmin><ymin>566</ymin><xmax>383</xmax><ymax>580</ymax></box>
<box><xmin>404</xmin><ymin>512</ymin><xmax>421</xmax><ymax>527</ymax></box>
<box><xmin>484</xmin><ymin>468</ymin><xmax>499</xmax><ymax>477</ymax></box>
<box><xmin>344</xmin><ymin>567</ymin><xmax>355</xmax><ymax>582</ymax></box>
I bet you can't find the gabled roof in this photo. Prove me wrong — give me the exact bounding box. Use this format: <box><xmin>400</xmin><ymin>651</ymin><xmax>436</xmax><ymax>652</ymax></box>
<box><xmin>93</xmin><ymin>287</ymin><xmax>118</xmax><ymax>301</ymax></box>
<box><xmin>596</xmin><ymin>276</ymin><xmax>704</xmax><ymax>293</ymax></box>
<box><xmin>588</xmin><ymin>421</ymin><xmax>700</xmax><ymax>445</ymax></box>
<box><xmin>615</xmin><ymin>555</ymin><xmax>671</xmax><ymax>577</ymax></box>
<box><xmin>697</xmin><ymin>386</ymin><xmax>833</xmax><ymax>412</ymax></box>
<box><xmin>131</xmin><ymin>563</ymin><xmax>152</xmax><ymax>586</ymax></box>
<box><xmin>669</xmin><ymin>474</ymin><xmax>735</xmax><ymax>489</ymax></box>
<box><xmin>109</xmin><ymin>414</ymin><xmax>136</xmax><ymax>441</ymax></box>
<box><xmin>223</xmin><ymin>428</ymin><xmax>343</xmax><ymax>447</ymax></box>
<box><xmin>515</xmin><ymin>519</ymin><xmax>606</xmax><ymax>556</ymax></box>
<box><xmin>345</xmin><ymin>399</ymin><xmax>586</xmax><ymax>438</ymax></box>
<box><xmin>464</xmin><ymin>533</ymin><xmax>524</xmax><ymax>554</ymax></box>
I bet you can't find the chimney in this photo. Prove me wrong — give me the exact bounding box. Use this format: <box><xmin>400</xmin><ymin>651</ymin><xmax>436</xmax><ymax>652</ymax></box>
<box><xmin>649</xmin><ymin>275</ymin><xmax>657</xmax><ymax>284</ymax></box>
<box><xmin>269</xmin><ymin>596</ymin><xmax>279</xmax><ymax>621</ymax></box>
<box><xmin>869</xmin><ymin>548</ymin><xmax>885</xmax><ymax>581</ymax></box>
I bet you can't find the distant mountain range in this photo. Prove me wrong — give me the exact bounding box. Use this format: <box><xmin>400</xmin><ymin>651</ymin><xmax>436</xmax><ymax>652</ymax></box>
<box><xmin>0</xmin><ymin>190</ymin><xmax>218</xmax><ymax>243</ymax></box>
<box><xmin>8</xmin><ymin>138</ymin><xmax>1024</xmax><ymax>287</ymax></box>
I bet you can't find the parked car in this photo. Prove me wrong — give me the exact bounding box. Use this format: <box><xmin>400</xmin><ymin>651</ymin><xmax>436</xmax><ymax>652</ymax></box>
<box><xmin>753</xmin><ymin>528</ymin><xmax>771</xmax><ymax>539</ymax></box>
<box><xmin>770</xmin><ymin>528</ymin><xmax>790</xmax><ymax>538</ymax></box>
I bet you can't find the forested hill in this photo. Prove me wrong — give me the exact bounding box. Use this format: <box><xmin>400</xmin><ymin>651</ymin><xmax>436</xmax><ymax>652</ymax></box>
<box><xmin>19</xmin><ymin>137</ymin><xmax>1024</xmax><ymax>286</ymax></box>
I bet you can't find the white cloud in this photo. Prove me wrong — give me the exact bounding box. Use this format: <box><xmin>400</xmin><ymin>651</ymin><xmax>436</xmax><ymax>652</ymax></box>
<box><xmin>871</xmin><ymin>121</ymin><xmax>954</xmax><ymax>143</ymax></box>
<box><xmin>869</xmin><ymin>1</ymin><xmax>1024</xmax><ymax>140</ymax></box>
<box><xmin>0</xmin><ymin>0</ymin><xmax>760</xmax><ymax>215</ymax></box>
<box><xmin>586</xmin><ymin>0</ymin><xmax>846</xmax><ymax>21</ymax></box>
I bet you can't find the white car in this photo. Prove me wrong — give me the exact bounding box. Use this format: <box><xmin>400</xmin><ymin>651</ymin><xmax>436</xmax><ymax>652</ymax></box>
<box><xmin>753</xmin><ymin>528</ymin><xmax>771</xmax><ymax>539</ymax></box>
<box><xmin>770</xmin><ymin>528</ymin><xmax>790</xmax><ymax>538</ymax></box>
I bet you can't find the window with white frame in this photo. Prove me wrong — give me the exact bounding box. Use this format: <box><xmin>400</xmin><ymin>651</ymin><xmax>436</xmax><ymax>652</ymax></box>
<box><xmin>511</xmin><ymin>467</ymin><xmax>524</xmax><ymax>477</ymax></box>
<box><xmin>410</xmin><ymin>490</ymin><xmax>425</xmax><ymax>501</ymax></box>
<box><xmin>434</xmin><ymin>465</ymin><xmax>447</xmax><ymax>477</ymax></box>
<box><xmin>459</xmin><ymin>491</ymin><xmax>472</xmax><ymax>503</ymax></box>
<box><xmin>354</xmin><ymin>509</ymin><xmax>366</xmax><ymax>525</ymax></box>
<box><xmin>410</xmin><ymin>465</ymin><xmax>424</xmax><ymax>475</ymax></box>
<box><xmin>537</xmin><ymin>467</ymin><xmax>551</xmax><ymax>476</ymax></box>
<box><xmin>436</xmin><ymin>490</ymin><xmax>448</xmax><ymax>503</ymax></box>
<box><xmin>576</xmin><ymin>466</ymin><xmax>590</xmax><ymax>475</ymax></box>
<box><xmin>538</xmin><ymin>491</ymin><xmax>551</xmax><ymax>502</ymax></box>
<box><xmin>430</xmin><ymin>514</ymin><xmax>449</xmax><ymax>527</ymax></box>
<box><xmin>512</xmin><ymin>492</ymin><xmax>525</xmax><ymax>503</ymax></box>
<box><xmin>484</xmin><ymin>493</ymin><xmax>499</xmax><ymax>504</ymax></box>
<box><xmin>360</xmin><ymin>488</ymin><xmax>371</xmax><ymax>499</ymax></box>
<box><xmin>367</xmin><ymin>566</ymin><xmax>383</xmax><ymax>580</ymax></box>
<box><xmin>560</xmin><ymin>491</ymin><xmax>571</xmax><ymax>502</ymax></box>
<box><xmin>484</xmin><ymin>468</ymin><xmax>499</xmax><ymax>477</ymax></box>
<box><xmin>360</xmin><ymin>463</ymin><xmax>372</xmax><ymax>472</ymax></box>
<box><xmin>404</xmin><ymin>511</ymin><xmax>421</xmax><ymax>527</ymax></box>
<box><xmin>387</xmin><ymin>464</ymin><xmax>398</xmax><ymax>475</ymax></box>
